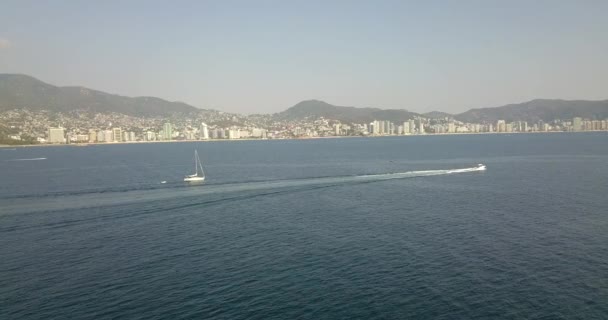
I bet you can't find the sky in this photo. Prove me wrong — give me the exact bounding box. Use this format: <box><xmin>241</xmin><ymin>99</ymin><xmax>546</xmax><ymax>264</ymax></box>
<box><xmin>1</xmin><ymin>0</ymin><xmax>607</xmax><ymax>114</ymax></box>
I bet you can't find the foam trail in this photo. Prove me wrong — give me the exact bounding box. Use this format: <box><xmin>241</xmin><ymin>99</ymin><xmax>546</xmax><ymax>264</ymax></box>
<box><xmin>0</xmin><ymin>165</ymin><xmax>485</xmax><ymax>215</ymax></box>
<box><xmin>6</xmin><ymin>157</ymin><xmax>47</xmax><ymax>161</ymax></box>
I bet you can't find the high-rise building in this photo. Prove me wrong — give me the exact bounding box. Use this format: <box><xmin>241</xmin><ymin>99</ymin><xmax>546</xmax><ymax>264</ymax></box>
<box><xmin>573</xmin><ymin>117</ymin><xmax>582</xmax><ymax>131</ymax></box>
<box><xmin>104</xmin><ymin>130</ymin><xmax>113</xmax><ymax>142</ymax></box>
<box><xmin>334</xmin><ymin>124</ymin><xmax>341</xmax><ymax>136</ymax></box>
<box><xmin>112</xmin><ymin>128</ymin><xmax>122</xmax><ymax>142</ymax></box>
<box><xmin>538</xmin><ymin>120</ymin><xmax>545</xmax><ymax>132</ymax></box>
<box><xmin>48</xmin><ymin>127</ymin><xmax>65</xmax><ymax>144</ymax></box>
<box><xmin>200</xmin><ymin>123</ymin><xmax>209</xmax><ymax>140</ymax></box>
<box><xmin>146</xmin><ymin>131</ymin><xmax>155</xmax><ymax>141</ymax></box>
<box><xmin>417</xmin><ymin>118</ymin><xmax>424</xmax><ymax>134</ymax></box>
<box><xmin>163</xmin><ymin>122</ymin><xmax>173</xmax><ymax>140</ymax></box>
<box><xmin>496</xmin><ymin>120</ymin><xmax>506</xmax><ymax>132</ymax></box>
<box><xmin>409</xmin><ymin>119</ymin><xmax>416</xmax><ymax>134</ymax></box>
<box><xmin>88</xmin><ymin>130</ymin><xmax>97</xmax><ymax>143</ymax></box>
<box><xmin>448</xmin><ymin>123</ymin><xmax>455</xmax><ymax>133</ymax></box>
<box><xmin>228</xmin><ymin>129</ymin><xmax>239</xmax><ymax>139</ymax></box>
<box><xmin>76</xmin><ymin>134</ymin><xmax>89</xmax><ymax>142</ymax></box>
<box><xmin>403</xmin><ymin>121</ymin><xmax>410</xmax><ymax>134</ymax></box>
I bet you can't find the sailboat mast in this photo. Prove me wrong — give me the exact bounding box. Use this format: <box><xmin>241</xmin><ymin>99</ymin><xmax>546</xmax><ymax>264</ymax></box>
<box><xmin>194</xmin><ymin>150</ymin><xmax>198</xmax><ymax>175</ymax></box>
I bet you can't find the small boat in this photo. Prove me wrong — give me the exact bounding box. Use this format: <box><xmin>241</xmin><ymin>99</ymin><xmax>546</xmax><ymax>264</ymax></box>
<box><xmin>477</xmin><ymin>163</ymin><xmax>487</xmax><ymax>171</ymax></box>
<box><xmin>184</xmin><ymin>150</ymin><xmax>206</xmax><ymax>182</ymax></box>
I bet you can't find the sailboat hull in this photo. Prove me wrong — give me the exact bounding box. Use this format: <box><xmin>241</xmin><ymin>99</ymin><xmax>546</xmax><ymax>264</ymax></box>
<box><xmin>184</xmin><ymin>176</ymin><xmax>205</xmax><ymax>182</ymax></box>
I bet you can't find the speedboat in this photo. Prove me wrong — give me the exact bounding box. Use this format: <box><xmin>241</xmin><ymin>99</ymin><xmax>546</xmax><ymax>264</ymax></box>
<box><xmin>477</xmin><ymin>163</ymin><xmax>487</xmax><ymax>171</ymax></box>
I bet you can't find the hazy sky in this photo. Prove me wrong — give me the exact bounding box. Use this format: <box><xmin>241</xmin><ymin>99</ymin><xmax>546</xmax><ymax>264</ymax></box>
<box><xmin>1</xmin><ymin>1</ymin><xmax>607</xmax><ymax>114</ymax></box>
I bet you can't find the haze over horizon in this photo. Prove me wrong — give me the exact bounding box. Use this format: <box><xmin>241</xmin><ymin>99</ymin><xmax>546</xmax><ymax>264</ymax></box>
<box><xmin>1</xmin><ymin>1</ymin><xmax>607</xmax><ymax>114</ymax></box>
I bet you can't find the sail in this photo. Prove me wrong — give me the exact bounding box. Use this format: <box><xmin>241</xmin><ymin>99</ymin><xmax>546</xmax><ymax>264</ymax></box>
<box><xmin>185</xmin><ymin>150</ymin><xmax>206</xmax><ymax>182</ymax></box>
<box><xmin>196</xmin><ymin>151</ymin><xmax>205</xmax><ymax>177</ymax></box>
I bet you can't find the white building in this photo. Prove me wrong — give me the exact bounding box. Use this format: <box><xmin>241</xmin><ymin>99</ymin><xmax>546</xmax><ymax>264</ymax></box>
<box><xmin>200</xmin><ymin>123</ymin><xmax>209</xmax><ymax>140</ymax></box>
<box><xmin>112</xmin><ymin>128</ymin><xmax>122</xmax><ymax>142</ymax></box>
<box><xmin>104</xmin><ymin>130</ymin><xmax>113</xmax><ymax>142</ymax></box>
<box><xmin>48</xmin><ymin>127</ymin><xmax>65</xmax><ymax>144</ymax></box>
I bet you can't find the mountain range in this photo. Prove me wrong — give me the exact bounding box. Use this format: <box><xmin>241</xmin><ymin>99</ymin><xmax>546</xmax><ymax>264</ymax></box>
<box><xmin>1</xmin><ymin>74</ymin><xmax>607</xmax><ymax>123</ymax></box>
<box><xmin>0</xmin><ymin>74</ymin><xmax>198</xmax><ymax>117</ymax></box>
<box><xmin>274</xmin><ymin>100</ymin><xmax>420</xmax><ymax>123</ymax></box>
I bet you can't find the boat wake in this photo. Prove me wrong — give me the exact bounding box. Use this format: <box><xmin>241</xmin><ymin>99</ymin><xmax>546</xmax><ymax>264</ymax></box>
<box><xmin>1</xmin><ymin>165</ymin><xmax>486</xmax><ymax>215</ymax></box>
<box><xmin>5</xmin><ymin>157</ymin><xmax>47</xmax><ymax>161</ymax></box>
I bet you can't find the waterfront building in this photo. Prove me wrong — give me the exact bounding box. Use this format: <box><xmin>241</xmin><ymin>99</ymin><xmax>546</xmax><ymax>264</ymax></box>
<box><xmin>496</xmin><ymin>120</ymin><xmax>506</xmax><ymax>132</ymax></box>
<box><xmin>104</xmin><ymin>130</ymin><xmax>113</xmax><ymax>142</ymax></box>
<box><xmin>76</xmin><ymin>134</ymin><xmax>89</xmax><ymax>142</ymax></box>
<box><xmin>145</xmin><ymin>131</ymin><xmax>155</xmax><ymax>141</ymax></box>
<box><xmin>403</xmin><ymin>121</ymin><xmax>410</xmax><ymax>134</ymax></box>
<box><xmin>573</xmin><ymin>117</ymin><xmax>582</xmax><ymax>131</ymax></box>
<box><xmin>417</xmin><ymin>118</ymin><xmax>424</xmax><ymax>134</ymax></box>
<box><xmin>200</xmin><ymin>123</ymin><xmax>209</xmax><ymax>140</ymax></box>
<box><xmin>163</xmin><ymin>122</ymin><xmax>173</xmax><ymax>140</ymax></box>
<box><xmin>112</xmin><ymin>128</ymin><xmax>122</xmax><ymax>142</ymax></box>
<box><xmin>48</xmin><ymin>127</ymin><xmax>65</xmax><ymax>144</ymax></box>
<box><xmin>371</xmin><ymin>121</ymin><xmax>379</xmax><ymax>135</ymax></box>
<box><xmin>88</xmin><ymin>130</ymin><xmax>97</xmax><ymax>143</ymax></box>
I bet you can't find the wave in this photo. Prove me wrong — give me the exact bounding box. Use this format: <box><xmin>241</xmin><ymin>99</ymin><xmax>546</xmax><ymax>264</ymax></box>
<box><xmin>5</xmin><ymin>157</ymin><xmax>47</xmax><ymax>161</ymax></box>
<box><xmin>0</xmin><ymin>165</ymin><xmax>485</xmax><ymax>216</ymax></box>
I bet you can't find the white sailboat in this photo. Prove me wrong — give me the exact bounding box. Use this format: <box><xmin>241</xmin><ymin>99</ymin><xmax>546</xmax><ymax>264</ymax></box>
<box><xmin>184</xmin><ymin>150</ymin><xmax>206</xmax><ymax>182</ymax></box>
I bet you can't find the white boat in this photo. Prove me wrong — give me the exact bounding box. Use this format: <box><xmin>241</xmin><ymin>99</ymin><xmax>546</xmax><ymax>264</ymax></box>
<box><xmin>477</xmin><ymin>163</ymin><xmax>487</xmax><ymax>171</ymax></box>
<box><xmin>184</xmin><ymin>150</ymin><xmax>206</xmax><ymax>182</ymax></box>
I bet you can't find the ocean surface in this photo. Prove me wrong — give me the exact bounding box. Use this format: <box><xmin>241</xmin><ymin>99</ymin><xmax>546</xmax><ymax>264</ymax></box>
<box><xmin>1</xmin><ymin>133</ymin><xmax>607</xmax><ymax>319</ymax></box>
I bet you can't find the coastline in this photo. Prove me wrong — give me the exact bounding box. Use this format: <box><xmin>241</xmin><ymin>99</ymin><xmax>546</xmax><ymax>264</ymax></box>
<box><xmin>1</xmin><ymin>130</ymin><xmax>605</xmax><ymax>148</ymax></box>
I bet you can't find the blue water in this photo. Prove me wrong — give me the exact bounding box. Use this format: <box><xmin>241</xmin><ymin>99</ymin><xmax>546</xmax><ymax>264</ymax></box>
<box><xmin>1</xmin><ymin>133</ymin><xmax>607</xmax><ymax>319</ymax></box>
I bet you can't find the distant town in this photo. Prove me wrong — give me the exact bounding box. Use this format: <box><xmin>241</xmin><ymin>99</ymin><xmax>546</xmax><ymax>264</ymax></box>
<box><xmin>1</xmin><ymin>109</ymin><xmax>606</xmax><ymax>145</ymax></box>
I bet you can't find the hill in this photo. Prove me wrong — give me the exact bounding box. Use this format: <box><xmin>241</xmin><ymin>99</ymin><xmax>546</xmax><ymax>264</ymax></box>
<box><xmin>423</xmin><ymin>111</ymin><xmax>453</xmax><ymax>119</ymax></box>
<box><xmin>455</xmin><ymin>99</ymin><xmax>608</xmax><ymax>123</ymax></box>
<box><xmin>274</xmin><ymin>100</ymin><xmax>420</xmax><ymax>123</ymax></box>
<box><xmin>0</xmin><ymin>74</ymin><xmax>199</xmax><ymax>116</ymax></box>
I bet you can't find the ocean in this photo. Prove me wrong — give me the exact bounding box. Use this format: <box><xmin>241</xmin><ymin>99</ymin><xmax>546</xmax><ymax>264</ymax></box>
<box><xmin>1</xmin><ymin>133</ymin><xmax>607</xmax><ymax>319</ymax></box>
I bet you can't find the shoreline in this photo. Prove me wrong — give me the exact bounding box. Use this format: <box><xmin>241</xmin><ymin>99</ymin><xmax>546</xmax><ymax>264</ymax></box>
<box><xmin>1</xmin><ymin>130</ymin><xmax>605</xmax><ymax>148</ymax></box>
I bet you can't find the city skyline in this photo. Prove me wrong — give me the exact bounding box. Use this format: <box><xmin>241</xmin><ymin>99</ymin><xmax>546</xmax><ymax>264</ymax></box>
<box><xmin>2</xmin><ymin>1</ymin><xmax>608</xmax><ymax>114</ymax></box>
<box><xmin>15</xmin><ymin>111</ymin><xmax>608</xmax><ymax>145</ymax></box>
